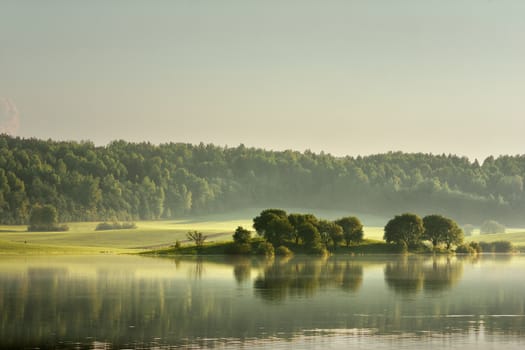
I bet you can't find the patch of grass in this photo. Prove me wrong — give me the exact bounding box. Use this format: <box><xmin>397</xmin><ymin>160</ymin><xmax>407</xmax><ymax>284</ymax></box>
<box><xmin>363</xmin><ymin>226</ymin><xmax>384</xmax><ymax>241</ymax></box>
<box><xmin>0</xmin><ymin>239</ymin><xmax>130</xmax><ymax>255</ymax></box>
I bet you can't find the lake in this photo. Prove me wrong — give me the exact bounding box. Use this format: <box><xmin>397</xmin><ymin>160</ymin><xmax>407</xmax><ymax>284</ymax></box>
<box><xmin>1</xmin><ymin>254</ymin><xmax>524</xmax><ymax>349</ymax></box>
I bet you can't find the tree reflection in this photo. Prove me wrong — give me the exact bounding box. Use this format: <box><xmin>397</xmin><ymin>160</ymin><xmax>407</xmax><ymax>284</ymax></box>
<box><xmin>232</xmin><ymin>257</ymin><xmax>252</xmax><ymax>284</ymax></box>
<box><xmin>254</xmin><ymin>258</ymin><xmax>364</xmax><ymax>301</ymax></box>
<box><xmin>423</xmin><ymin>257</ymin><xmax>463</xmax><ymax>293</ymax></box>
<box><xmin>1</xmin><ymin>256</ymin><xmax>525</xmax><ymax>349</ymax></box>
<box><xmin>384</xmin><ymin>256</ymin><xmax>463</xmax><ymax>295</ymax></box>
<box><xmin>384</xmin><ymin>257</ymin><xmax>424</xmax><ymax>294</ymax></box>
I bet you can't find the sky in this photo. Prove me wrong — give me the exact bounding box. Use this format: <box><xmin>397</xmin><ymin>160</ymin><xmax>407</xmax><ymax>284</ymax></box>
<box><xmin>1</xmin><ymin>0</ymin><xmax>524</xmax><ymax>161</ymax></box>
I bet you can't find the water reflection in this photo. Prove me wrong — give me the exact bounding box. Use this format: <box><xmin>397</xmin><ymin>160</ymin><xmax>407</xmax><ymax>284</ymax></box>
<box><xmin>254</xmin><ymin>257</ymin><xmax>363</xmax><ymax>301</ymax></box>
<box><xmin>232</xmin><ymin>257</ymin><xmax>251</xmax><ymax>284</ymax></box>
<box><xmin>384</xmin><ymin>256</ymin><xmax>463</xmax><ymax>295</ymax></box>
<box><xmin>0</xmin><ymin>255</ymin><xmax>524</xmax><ymax>349</ymax></box>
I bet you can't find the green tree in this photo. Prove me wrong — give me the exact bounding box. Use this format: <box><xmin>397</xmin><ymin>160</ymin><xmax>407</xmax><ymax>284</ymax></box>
<box><xmin>233</xmin><ymin>226</ymin><xmax>251</xmax><ymax>244</ymax></box>
<box><xmin>297</xmin><ymin>222</ymin><xmax>321</xmax><ymax>248</ymax></box>
<box><xmin>288</xmin><ymin>213</ymin><xmax>318</xmax><ymax>244</ymax></box>
<box><xmin>384</xmin><ymin>213</ymin><xmax>424</xmax><ymax>248</ymax></box>
<box><xmin>317</xmin><ymin>220</ymin><xmax>343</xmax><ymax>250</ymax></box>
<box><xmin>442</xmin><ymin>221</ymin><xmax>463</xmax><ymax>250</ymax></box>
<box><xmin>423</xmin><ymin>215</ymin><xmax>464</xmax><ymax>249</ymax></box>
<box><xmin>253</xmin><ymin>209</ymin><xmax>292</xmax><ymax>247</ymax></box>
<box><xmin>28</xmin><ymin>204</ymin><xmax>67</xmax><ymax>231</ymax></box>
<box><xmin>253</xmin><ymin>209</ymin><xmax>288</xmax><ymax>235</ymax></box>
<box><xmin>335</xmin><ymin>216</ymin><xmax>364</xmax><ymax>247</ymax></box>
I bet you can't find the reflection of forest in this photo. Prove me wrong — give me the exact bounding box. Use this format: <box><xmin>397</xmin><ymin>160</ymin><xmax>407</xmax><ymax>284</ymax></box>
<box><xmin>254</xmin><ymin>258</ymin><xmax>363</xmax><ymax>301</ymax></box>
<box><xmin>1</xmin><ymin>256</ymin><xmax>524</xmax><ymax>349</ymax></box>
<box><xmin>384</xmin><ymin>256</ymin><xmax>464</xmax><ymax>295</ymax></box>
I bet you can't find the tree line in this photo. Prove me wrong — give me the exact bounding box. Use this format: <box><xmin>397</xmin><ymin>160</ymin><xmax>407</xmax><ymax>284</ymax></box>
<box><xmin>1</xmin><ymin>134</ymin><xmax>525</xmax><ymax>224</ymax></box>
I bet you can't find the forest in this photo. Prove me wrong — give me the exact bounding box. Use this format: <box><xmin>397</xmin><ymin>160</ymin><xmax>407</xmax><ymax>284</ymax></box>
<box><xmin>0</xmin><ymin>134</ymin><xmax>524</xmax><ymax>225</ymax></box>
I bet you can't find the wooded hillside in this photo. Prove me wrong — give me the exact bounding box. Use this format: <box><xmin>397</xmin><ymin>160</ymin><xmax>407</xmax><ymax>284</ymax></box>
<box><xmin>1</xmin><ymin>135</ymin><xmax>524</xmax><ymax>225</ymax></box>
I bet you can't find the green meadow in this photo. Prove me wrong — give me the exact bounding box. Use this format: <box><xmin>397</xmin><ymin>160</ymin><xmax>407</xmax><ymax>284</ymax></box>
<box><xmin>0</xmin><ymin>217</ymin><xmax>255</xmax><ymax>255</ymax></box>
<box><xmin>1</xmin><ymin>211</ymin><xmax>523</xmax><ymax>255</ymax></box>
<box><xmin>0</xmin><ymin>217</ymin><xmax>385</xmax><ymax>255</ymax></box>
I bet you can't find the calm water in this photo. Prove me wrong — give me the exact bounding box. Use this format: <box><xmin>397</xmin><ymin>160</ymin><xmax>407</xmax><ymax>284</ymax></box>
<box><xmin>1</xmin><ymin>254</ymin><xmax>524</xmax><ymax>349</ymax></box>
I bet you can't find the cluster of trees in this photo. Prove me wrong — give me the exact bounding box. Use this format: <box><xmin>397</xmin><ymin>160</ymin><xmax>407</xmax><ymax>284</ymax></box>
<box><xmin>2</xmin><ymin>134</ymin><xmax>525</xmax><ymax>224</ymax></box>
<box><xmin>384</xmin><ymin>213</ymin><xmax>463</xmax><ymax>251</ymax></box>
<box><xmin>27</xmin><ymin>204</ymin><xmax>68</xmax><ymax>232</ymax></box>
<box><xmin>251</xmin><ymin>209</ymin><xmax>363</xmax><ymax>254</ymax></box>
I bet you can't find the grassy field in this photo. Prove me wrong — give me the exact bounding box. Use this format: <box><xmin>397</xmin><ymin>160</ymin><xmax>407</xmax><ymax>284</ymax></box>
<box><xmin>1</xmin><ymin>209</ymin><xmax>523</xmax><ymax>255</ymax></box>
<box><xmin>0</xmin><ymin>217</ymin><xmax>386</xmax><ymax>255</ymax></box>
<box><xmin>0</xmin><ymin>217</ymin><xmax>252</xmax><ymax>255</ymax></box>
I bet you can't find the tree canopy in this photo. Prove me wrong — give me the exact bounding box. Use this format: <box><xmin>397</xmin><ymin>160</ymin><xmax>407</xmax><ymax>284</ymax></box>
<box><xmin>384</xmin><ymin>213</ymin><xmax>424</xmax><ymax>248</ymax></box>
<box><xmin>28</xmin><ymin>204</ymin><xmax>68</xmax><ymax>231</ymax></box>
<box><xmin>335</xmin><ymin>216</ymin><xmax>364</xmax><ymax>246</ymax></box>
<box><xmin>423</xmin><ymin>215</ymin><xmax>463</xmax><ymax>249</ymax></box>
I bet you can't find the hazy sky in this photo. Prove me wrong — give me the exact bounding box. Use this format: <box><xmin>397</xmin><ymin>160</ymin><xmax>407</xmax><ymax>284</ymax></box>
<box><xmin>1</xmin><ymin>0</ymin><xmax>524</xmax><ymax>161</ymax></box>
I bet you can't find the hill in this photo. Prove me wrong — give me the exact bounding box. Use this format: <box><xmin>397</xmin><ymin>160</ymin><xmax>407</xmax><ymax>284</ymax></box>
<box><xmin>1</xmin><ymin>135</ymin><xmax>525</xmax><ymax>225</ymax></box>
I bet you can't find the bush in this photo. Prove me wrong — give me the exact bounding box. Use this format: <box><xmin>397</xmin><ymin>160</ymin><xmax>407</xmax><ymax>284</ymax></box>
<box><xmin>491</xmin><ymin>240</ymin><xmax>513</xmax><ymax>253</ymax></box>
<box><xmin>187</xmin><ymin>230</ymin><xmax>207</xmax><ymax>248</ymax></box>
<box><xmin>95</xmin><ymin>222</ymin><xmax>137</xmax><ymax>231</ymax></box>
<box><xmin>478</xmin><ymin>241</ymin><xmax>492</xmax><ymax>252</ymax></box>
<box><xmin>233</xmin><ymin>226</ymin><xmax>251</xmax><ymax>244</ymax></box>
<box><xmin>28</xmin><ymin>223</ymin><xmax>69</xmax><ymax>232</ymax></box>
<box><xmin>275</xmin><ymin>245</ymin><xmax>293</xmax><ymax>257</ymax></box>
<box><xmin>469</xmin><ymin>241</ymin><xmax>482</xmax><ymax>254</ymax></box>
<box><xmin>225</xmin><ymin>243</ymin><xmax>252</xmax><ymax>255</ymax></box>
<box><xmin>477</xmin><ymin>240</ymin><xmax>513</xmax><ymax>253</ymax></box>
<box><xmin>256</xmin><ymin>242</ymin><xmax>275</xmax><ymax>257</ymax></box>
<box><xmin>455</xmin><ymin>244</ymin><xmax>475</xmax><ymax>255</ymax></box>
<box><xmin>308</xmin><ymin>244</ymin><xmax>329</xmax><ymax>256</ymax></box>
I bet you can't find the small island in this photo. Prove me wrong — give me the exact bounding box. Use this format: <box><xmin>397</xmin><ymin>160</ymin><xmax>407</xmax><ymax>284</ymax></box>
<box><xmin>146</xmin><ymin>209</ymin><xmax>515</xmax><ymax>257</ymax></box>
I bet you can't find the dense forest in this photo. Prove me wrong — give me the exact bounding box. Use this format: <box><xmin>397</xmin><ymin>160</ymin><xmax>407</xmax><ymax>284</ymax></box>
<box><xmin>0</xmin><ymin>134</ymin><xmax>524</xmax><ymax>225</ymax></box>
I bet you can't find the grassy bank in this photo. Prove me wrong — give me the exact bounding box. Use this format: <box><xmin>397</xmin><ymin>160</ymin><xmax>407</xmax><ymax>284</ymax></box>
<box><xmin>143</xmin><ymin>238</ymin><xmax>398</xmax><ymax>256</ymax></box>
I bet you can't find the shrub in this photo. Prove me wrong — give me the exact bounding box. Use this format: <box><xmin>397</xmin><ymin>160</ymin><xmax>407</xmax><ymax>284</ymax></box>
<box><xmin>309</xmin><ymin>244</ymin><xmax>329</xmax><ymax>256</ymax></box>
<box><xmin>478</xmin><ymin>241</ymin><xmax>493</xmax><ymax>252</ymax></box>
<box><xmin>225</xmin><ymin>243</ymin><xmax>252</xmax><ymax>255</ymax></box>
<box><xmin>95</xmin><ymin>222</ymin><xmax>137</xmax><ymax>231</ymax></box>
<box><xmin>187</xmin><ymin>231</ymin><xmax>207</xmax><ymax>248</ymax></box>
<box><xmin>256</xmin><ymin>242</ymin><xmax>275</xmax><ymax>257</ymax></box>
<box><xmin>469</xmin><ymin>241</ymin><xmax>482</xmax><ymax>254</ymax></box>
<box><xmin>275</xmin><ymin>245</ymin><xmax>293</xmax><ymax>257</ymax></box>
<box><xmin>233</xmin><ymin>226</ymin><xmax>251</xmax><ymax>244</ymax></box>
<box><xmin>455</xmin><ymin>244</ymin><xmax>475</xmax><ymax>255</ymax></box>
<box><xmin>477</xmin><ymin>240</ymin><xmax>513</xmax><ymax>253</ymax></box>
<box><xmin>491</xmin><ymin>240</ymin><xmax>513</xmax><ymax>253</ymax></box>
